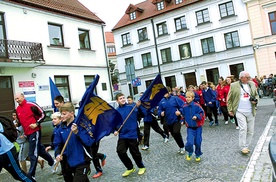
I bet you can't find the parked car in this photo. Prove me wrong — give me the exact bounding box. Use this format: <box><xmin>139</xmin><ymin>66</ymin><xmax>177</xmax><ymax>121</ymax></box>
<box><xmin>269</xmin><ymin>134</ymin><xmax>276</xmax><ymax>182</ymax></box>
<box><xmin>41</xmin><ymin>109</ymin><xmax>54</xmax><ymax>146</ymax></box>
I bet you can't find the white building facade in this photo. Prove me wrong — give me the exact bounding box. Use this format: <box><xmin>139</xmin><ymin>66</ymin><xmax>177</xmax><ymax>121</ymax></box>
<box><xmin>113</xmin><ymin>0</ymin><xmax>257</xmax><ymax>98</ymax></box>
<box><xmin>0</xmin><ymin>0</ymin><xmax>111</xmax><ymax>116</ymax></box>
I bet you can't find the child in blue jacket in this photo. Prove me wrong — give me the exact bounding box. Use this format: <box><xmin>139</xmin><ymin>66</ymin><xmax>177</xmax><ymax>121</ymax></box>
<box><xmin>182</xmin><ymin>91</ymin><xmax>205</xmax><ymax>162</ymax></box>
<box><xmin>114</xmin><ymin>93</ymin><xmax>146</xmax><ymax>177</ymax></box>
<box><xmin>54</xmin><ymin>102</ymin><xmax>94</xmax><ymax>182</ymax></box>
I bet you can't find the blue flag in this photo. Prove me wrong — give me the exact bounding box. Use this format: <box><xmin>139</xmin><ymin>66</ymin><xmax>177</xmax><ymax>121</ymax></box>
<box><xmin>139</xmin><ymin>74</ymin><xmax>168</xmax><ymax>110</ymax></box>
<box><xmin>75</xmin><ymin>74</ymin><xmax>123</xmax><ymax>142</ymax></box>
<box><xmin>49</xmin><ymin>77</ymin><xmax>61</xmax><ymax>112</ymax></box>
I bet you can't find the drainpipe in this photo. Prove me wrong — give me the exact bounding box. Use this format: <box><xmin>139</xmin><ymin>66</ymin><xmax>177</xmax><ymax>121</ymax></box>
<box><xmin>151</xmin><ymin>19</ymin><xmax>161</xmax><ymax>76</ymax></box>
<box><xmin>101</xmin><ymin>24</ymin><xmax>114</xmax><ymax>100</ymax></box>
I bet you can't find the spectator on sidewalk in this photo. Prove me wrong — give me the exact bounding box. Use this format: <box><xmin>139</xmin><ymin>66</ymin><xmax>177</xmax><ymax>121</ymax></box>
<box><xmin>227</xmin><ymin>71</ymin><xmax>258</xmax><ymax>154</ymax></box>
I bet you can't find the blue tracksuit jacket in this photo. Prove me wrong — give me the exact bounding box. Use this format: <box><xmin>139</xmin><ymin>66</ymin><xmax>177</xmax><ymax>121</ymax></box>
<box><xmin>54</xmin><ymin>120</ymin><xmax>94</xmax><ymax>167</ymax></box>
<box><xmin>158</xmin><ymin>95</ymin><xmax>185</xmax><ymax>125</ymax></box>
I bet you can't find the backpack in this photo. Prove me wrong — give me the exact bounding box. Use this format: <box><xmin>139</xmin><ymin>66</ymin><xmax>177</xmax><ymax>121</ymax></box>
<box><xmin>0</xmin><ymin>116</ymin><xmax>18</xmax><ymax>142</ymax></box>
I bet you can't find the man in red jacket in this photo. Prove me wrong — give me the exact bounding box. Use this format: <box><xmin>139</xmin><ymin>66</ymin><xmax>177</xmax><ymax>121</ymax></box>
<box><xmin>15</xmin><ymin>93</ymin><xmax>55</xmax><ymax>179</ymax></box>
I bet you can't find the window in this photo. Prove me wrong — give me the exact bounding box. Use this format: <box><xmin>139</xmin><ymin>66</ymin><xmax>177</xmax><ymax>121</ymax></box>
<box><xmin>0</xmin><ymin>13</ymin><xmax>6</xmax><ymax>40</ymax></box>
<box><xmin>161</xmin><ymin>48</ymin><xmax>172</xmax><ymax>63</ymax></box>
<box><xmin>157</xmin><ymin>22</ymin><xmax>168</xmax><ymax>36</ymax></box>
<box><xmin>145</xmin><ymin>79</ymin><xmax>154</xmax><ymax>88</ymax></box>
<box><xmin>201</xmin><ymin>37</ymin><xmax>215</xmax><ymax>54</ymax></box>
<box><xmin>269</xmin><ymin>12</ymin><xmax>276</xmax><ymax>34</ymax></box>
<box><xmin>107</xmin><ymin>46</ymin><xmax>116</xmax><ymax>54</ymax></box>
<box><xmin>130</xmin><ymin>12</ymin><xmax>136</xmax><ymax>20</ymax></box>
<box><xmin>125</xmin><ymin>57</ymin><xmax>135</xmax><ymax>81</ymax></box>
<box><xmin>179</xmin><ymin>43</ymin><xmax>192</xmax><ymax>59</ymax></box>
<box><xmin>219</xmin><ymin>1</ymin><xmax>235</xmax><ymax>18</ymax></box>
<box><xmin>175</xmin><ymin>0</ymin><xmax>183</xmax><ymax>4</ymax></box>
<box><xmin>137</xmin><ymin>28</ymin><xmax>148</xmax><ymax>42</ymax></box>
<box><xmin>121</xmin><ymin>33</ymin><xmax>131</xmax><ymax>46</ymax></box>
<box><xmin>165</xmin><ymin>75</ymin><xmax>176</xmax><ymax>89</ymax></box>
<box><xmin>84</xmin><ymin>75</ymin><xmax>97</xmax><ymax>94</ymax></box>
<box><xmin>54</xmin><ymin>76</ymin><xmax>71</xmax><ymax>102</ymax></box>
<box><xmin>141</xmin><ymin>53</ymin><xmax>152</xmax><ymax>67</ymax></box>
<box><xmin>102</xmin><ymin>83</ymin><xmax>107</xmax><ymax>91</ymax></box>
<box><xmin>196</xmin><ymin>9</ymin><xmax>210</xmax><ymax>24</ymax></box>
<box><xmin>157</xmin><ymin>1</ymin><xmax>164</xmax><ymax>10</ymax></box>
<box><xmin>0</xmin><ymin>13</ymin><xmax>7</xmax><ymax>57</ymax></box>
<box><xmin>224</xmin><ymin>31</ymin><xmax>240</xmax><ymax>49</ymax></box>
<box><xmin>78</xmin><ymin>29</ymin><xmax>90</xmax><ymax>49</ymax></box>
<box><xmin>175</xmin><ymin>16</ymin><xmax>187</xmax><ymax>31</ymax></box>
<box><xmin>48</xmin><ymin>23</ymin><xmax>64</xmax><ymax>46</ymax></box>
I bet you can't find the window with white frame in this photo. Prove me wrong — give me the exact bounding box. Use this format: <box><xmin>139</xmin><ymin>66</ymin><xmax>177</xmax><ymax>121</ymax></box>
<box><xmin>201</xmin><ymin>37</ymin><xmax>215</xmax><ymax>54</ymax></box>
<box><xmin>130</xmin><ymin>12</ymin><xmax>136</xmax><ymax>20</ymax></box>
<box><xmin>175</xmin><ymin>16</ymin><xmax>187</xmax><ymax>31</ymax></box>
<box><xmin>141</xmin><ymin>53</ymin><xmax>152</xmax><ymax>67</ymax></box>
<box><xmin>161</xmin><ymin>48</ymin><xmax>172</xmax><ymax>63</ymax></box>
<box><xmin>157</xmin><ymin>1</ymin><xmax>164</xmax><ymax>10</ymax></box>
<box><xmin>269</xmin><ymin>11</ymin><xmax>276</xmax><ymax>35</ymax></box>
<box><xmin>175</xmin><ymin>0</ymin><xmax>183</xmax><ymax>4</ymax></box>
<box><xmin>224</xmin><ymin>31</ymin><xmax>240</xmax><ymax>49</ymax></box>
<box><xmin>137</xmin><ymin>27</ymin><xmax>148</xmax><ymax>42</ymax></box>
<box><xmin>107</xmin><ymin>46</ymin><xmax>116</xmax><ymax>54</ymax></box>
<box><xmin>125</xmin><ymin>57</ymin><xmax>135</xmax><ymax>81</ymax></box>
<box><xmin>121</xmin><ymin>33</ymin><xmax>131</xmax><ymax>46</ymax></box>
<box><xmin>157</xmin><ymin>22</ymin><xmax>168</xmax><ymax>36</ymax></box>
<box><xmin>179</xmin><ymin>43</ymin><xmax>192</xmax><ymax>59</ymax></box>
<box><xmin>219</xmin><ymin>1</ymin><xmax>235</xmax><ymax>18</ymax></box>
<box><xmin>196</xmin><ymin>9</ymin><xmax>210</xmax><ymax>24</ymax></box>
<box><xmin>48</xmin><ymin>23</ymin><xmax>64</xmax><ymax>46</ymax></box>
<box><xmin>78</xmin><ymin>29</ymin><xmax>91</xmax><ymax>49</ymax></box>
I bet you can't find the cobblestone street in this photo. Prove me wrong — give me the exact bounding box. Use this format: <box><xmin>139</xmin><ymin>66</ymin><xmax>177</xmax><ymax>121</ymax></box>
<box><xmin>1</xmin><ymin>98</ymin><xmax>275</xmax><ymax>182</ymax></box>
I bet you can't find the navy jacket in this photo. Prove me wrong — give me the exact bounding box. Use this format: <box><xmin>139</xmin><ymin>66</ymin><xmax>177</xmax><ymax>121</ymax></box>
<box><xmin>117</xmin><ymin>103</ymin><xmax>139</xmax><ymax>139</ymax></box>
<box><xmin>202</xmin><ymin>87</ymin><xmax>217</xmax><ymax>107</ymax></box>
<box><xmin>54</xmin><ymin>120</ymin><xmax>94</xmax><ymax>167</ymax></box>
<box><xmin>158</xmin><ymin>95</ymin><xmax>185</xmax><ymax>125</ymax></box>
<box><xmin>182</xmin><ymin>101</ymin><xmax>205</xmax><ymax>128</ymax></box>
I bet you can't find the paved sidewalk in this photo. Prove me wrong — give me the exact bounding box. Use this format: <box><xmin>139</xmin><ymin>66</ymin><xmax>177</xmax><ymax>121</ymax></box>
<box><xmin>241</xmin><ymin>98</ymin><xmax>276</xmax><ymax>182</ymax></box>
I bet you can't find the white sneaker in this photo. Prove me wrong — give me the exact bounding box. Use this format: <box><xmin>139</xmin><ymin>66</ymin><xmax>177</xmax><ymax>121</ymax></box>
<box><xmin>236</xmin><ymin>126</ymin><xmax>240</xmax><ymax>130</ymax></box>
<box><xmin>164</xmin><ymin>138</ymin><xmax>169</xmax><ymax>143</ymax></box>
<box><xmin>51</xmin><ymin>160</ymin><xmax>58</xmax><ymax>174</ymax></box>
<box><xmin>141</xmin><ymin>146</ymin><xmax>149</xmax><ymax>150</ymax></box>
<box><xmin>178</xmin><ymin>148</ymin><xmax>185</xmax><ymax>155</ymax></box>
<box><xmin>225</xmin><ymin>121</ymin><xmax>228</xmax><ymax>125</ymax></box>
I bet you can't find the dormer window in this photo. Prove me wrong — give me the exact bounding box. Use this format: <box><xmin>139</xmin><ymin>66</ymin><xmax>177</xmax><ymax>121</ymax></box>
<box><xmin>175</xmin><ymin>0</ymin><xmax>183</xmax><ymax>4</ymax></box>
<box><xmin>157</xmin><ymin>1</ymin><xmax>164</xmax><ymax>10</ymax></box>
<box><xmin>130</xmin><ymin>12</ymin><xmax>136</xmax><ymax>20</ymax></box>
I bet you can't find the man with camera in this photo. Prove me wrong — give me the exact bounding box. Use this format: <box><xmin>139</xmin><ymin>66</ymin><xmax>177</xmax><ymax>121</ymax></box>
<box><xmin>227</xmin><ymin>71</ymin><xmax>258</xmax><ymax>154</ymax></box>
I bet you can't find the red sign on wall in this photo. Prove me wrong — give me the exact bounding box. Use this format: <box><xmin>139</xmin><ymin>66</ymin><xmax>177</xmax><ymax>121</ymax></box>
<box><xmin>19</xmin><ymin>81</ymin><xmax>35</xmax><ymax>88</ymax></box>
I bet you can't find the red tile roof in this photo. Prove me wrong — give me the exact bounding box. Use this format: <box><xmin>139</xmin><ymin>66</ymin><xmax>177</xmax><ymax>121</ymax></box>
<box><xmin>112</xmin><ymin>0</ymin><xmax>202</xmax><ymax>31</ymax></box>
<box><xmin>105</xmin><ymin>32</ymin><xmax>115</xmax><ymax>43</ymax></box>
<box><xmin>6</xmin><ymin>0</ymin><xmax>104</xmax><ymax>24</ymax></box>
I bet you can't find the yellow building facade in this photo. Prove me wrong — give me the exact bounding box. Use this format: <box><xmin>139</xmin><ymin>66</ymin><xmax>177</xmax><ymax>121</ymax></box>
<box><xmin>244</xmin><ymin>0</ymin><xmax>276</xmax><ymax>77</ymax></box>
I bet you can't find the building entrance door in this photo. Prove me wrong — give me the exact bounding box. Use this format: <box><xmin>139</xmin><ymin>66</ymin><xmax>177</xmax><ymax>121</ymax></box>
<box><xmin>0</xmin><ymin>76</ymin><xmax>14</xmax><ymax>119</ymax></box>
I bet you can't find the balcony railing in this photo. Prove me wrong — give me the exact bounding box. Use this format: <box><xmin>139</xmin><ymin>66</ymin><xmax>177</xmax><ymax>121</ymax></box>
<box><xmin>0</xmin><ymin>39</ymin><xmax>44</xmax><ymax>62</ymax></box>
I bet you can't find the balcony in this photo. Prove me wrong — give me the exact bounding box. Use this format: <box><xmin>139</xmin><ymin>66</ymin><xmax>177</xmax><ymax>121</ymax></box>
<box><xmin>0</xmin><ymin>39</ymin><xmax>45</xmax><ymax>67</ymax></box>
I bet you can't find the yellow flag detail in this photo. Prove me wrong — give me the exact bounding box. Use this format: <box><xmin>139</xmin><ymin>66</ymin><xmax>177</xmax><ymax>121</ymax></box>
<box><xmin>84</xmin><ymin>97</ymin><xmax>111</xmax><ymax>125</ymax></box>
<box><xmin>150</xmin><ymin>83</ymin><xmax>165</xmax><ymax>100</ymax></box>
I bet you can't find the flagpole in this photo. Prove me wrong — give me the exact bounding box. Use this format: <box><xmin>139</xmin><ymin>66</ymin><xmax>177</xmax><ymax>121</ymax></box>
<box><xmin>54</xmin><ymin>130</ymin><xmax>73</xmax><ymax>170</ymax></box>
<box><xmin>117</xmin><ymin>104</ymin><xmax>137</xmax><ymax>132</ymax></box>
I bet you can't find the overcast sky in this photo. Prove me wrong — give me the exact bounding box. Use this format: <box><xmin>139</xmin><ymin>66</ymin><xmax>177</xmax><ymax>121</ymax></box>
<box><xmin>78</xmin><ymin>0</ymin><xmax>143</xmax><ymax>31</ymax></box>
